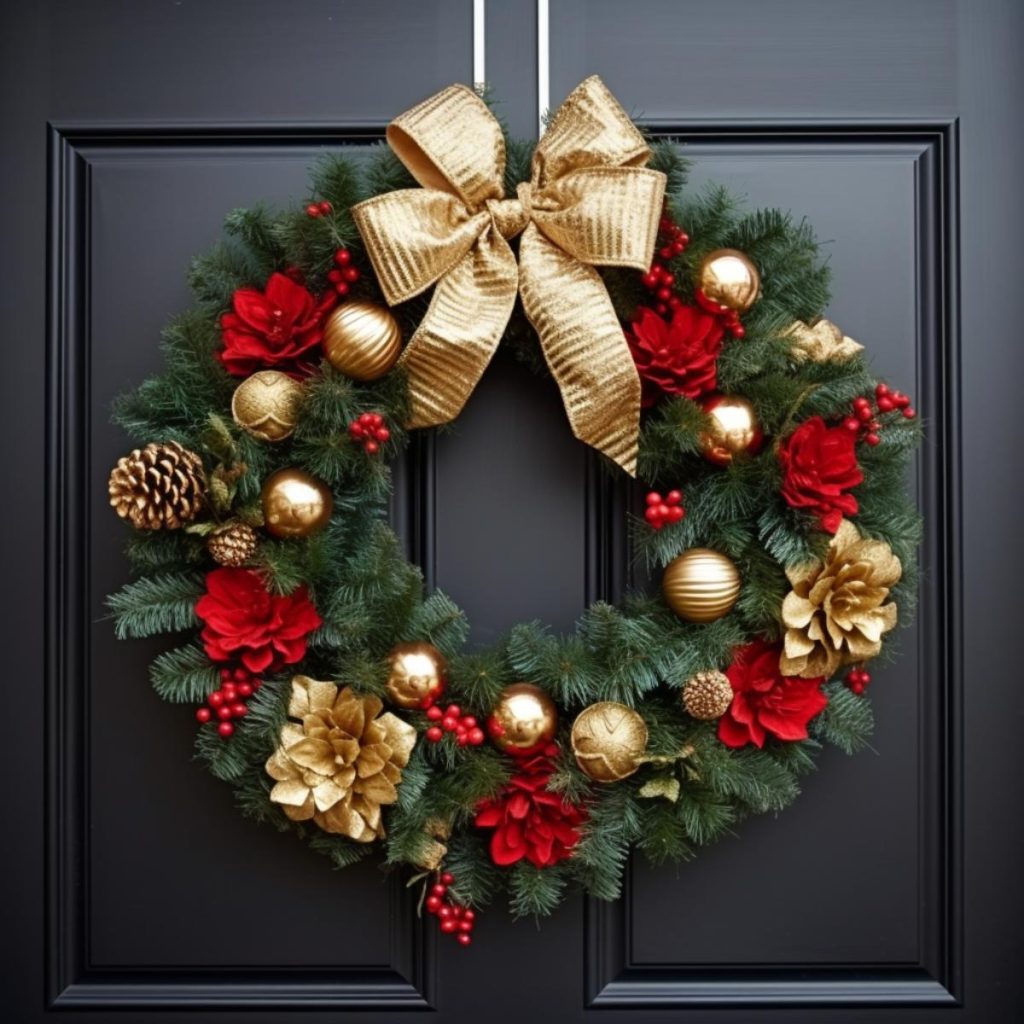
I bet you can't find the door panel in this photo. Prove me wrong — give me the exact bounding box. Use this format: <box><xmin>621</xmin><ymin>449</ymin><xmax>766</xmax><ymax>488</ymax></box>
<box><xmin>3</xmin><ymin>1</ymin><xmax>1021</xmax><ymax>1021</ymax></box>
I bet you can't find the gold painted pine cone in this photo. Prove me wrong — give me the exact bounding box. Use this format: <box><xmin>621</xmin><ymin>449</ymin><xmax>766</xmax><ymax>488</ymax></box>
<box><xmin>682</xmin><ymin>670</ymin><xmax>733</xmax><ymax>720</ymax></box>
<box><xmin>108</xmin><ymin>440</ymin><xmax>206</xmax><ymax>530</ymax></box>
<box><xmin>266</xmin><ymin>678</ymin><xmax>417</xmax><ymax>842</ymax></box>
<box><xmin>206</xmin><ymin>522</ymin><xmax>259</xmax><ymax>567</ymax></box>
<box><xmin>781</xmin><ymin>518</ymin><xmax>901</xmax><ymax>679</ymax></box>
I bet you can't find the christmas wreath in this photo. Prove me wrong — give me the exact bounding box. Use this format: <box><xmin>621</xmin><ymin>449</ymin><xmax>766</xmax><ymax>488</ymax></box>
<box><xmin>106</xmin><ymin>78</ymin><xmax>921</xmax><ymax>942</ymax></box>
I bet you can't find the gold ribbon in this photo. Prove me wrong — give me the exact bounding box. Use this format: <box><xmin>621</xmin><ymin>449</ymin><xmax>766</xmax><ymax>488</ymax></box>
<box><xmin>351</xmin><ymin>76</ymin><xmax>666</xmax><ymax>474</ymax></box>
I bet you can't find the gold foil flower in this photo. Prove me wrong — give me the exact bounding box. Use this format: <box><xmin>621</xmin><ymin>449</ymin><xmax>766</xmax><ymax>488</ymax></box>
<box><xmin>266</xmin><ymin>677</ymin><xmax>416</xmax><ymax>842</ymax></box>
<box><xmin>783</xmin><ymin>318</ymin><xmax>864</xmax><ymax>363</ymax></box>
<box><xmin>781</xmin><ymin>519</ymin><xmax>901</xmax><ymax>679</ymax></box>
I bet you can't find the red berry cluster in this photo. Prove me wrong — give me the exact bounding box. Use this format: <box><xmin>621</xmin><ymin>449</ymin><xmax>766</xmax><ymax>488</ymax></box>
<box><xmin>644</xmin><ymin>489</ymin><xmax>684</xmax><ymax>529</ymax></box>
<box><xmin>425</xmin><ymin>703</ymin><xmax>486</xmax><ymax>747</ymax></box>
<box><xmin>195</xmin><ymin>667</ymin><xmax>261</xmax><ymax>738</ymax></box>
<box><xmin>639</xmin><ymin>215</ymin><xmax>689</xmax><ymax>315</ymax></box>
<box><xmin>842</xmin><ymin>383</ymin><xmax>916</xmax><ymax>446</ymax></box>
<box><xmin>305</xmin><ymin>200</ymin><xmax>333</xmax><ymax>218</ymax></box>
<box><xmin>348</xmin><ymin>412</ymin><xmax>390</xmax><ymax>454</ymax></box>
<box><xmin>425</xmin><ymin>871</ymin><xmax>476</xmax><ymax>947</ymax></box>
<box><xmin>845</xmin><ymin>666</ymin><xmax>872</xmax><ymax>695</ymax></box>
<box><xmin>326</xmin><ymin>247</ymin><xmax>361</xmax><ymax>297</ymax></box>
<box><xmin>694</xmin><ymin>287</ymin><xmax>746</xmax><ymax>339</ymax></box>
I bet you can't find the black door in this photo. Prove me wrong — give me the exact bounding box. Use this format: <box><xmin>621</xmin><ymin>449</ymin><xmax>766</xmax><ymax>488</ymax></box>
<box><xmin>4</xmin><ymin>1</ymin><xmax>1022</xmax><ymax>1020</ymax></box>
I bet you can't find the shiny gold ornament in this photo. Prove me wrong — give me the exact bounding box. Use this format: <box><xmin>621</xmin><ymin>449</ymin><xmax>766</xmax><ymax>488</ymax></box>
<box><xmin>488</xmin><ymin>683</ymin><xmax>558</xmax><ymax>754</ymax></box>
<box><xmin>682</xmin><ymin>670</ymin><xmax>734</xmax><ymax>720</ymax></box>
<box><xmin>662</xmin><ymin>548</ymin><xmax>742</xmax><ymax>623</ymax></box>
<box><xmin>265</xmin><ymin>677</ymin><xmax>416</xmax><ymax>841</ymax></box>
<box><xmin>698</xmin><ymin>394</ymin><xmax>763</xmax><ymax>465</ymax></box>
<box><xmin>108</xmin><ymin>440</ymin><xmax>205</xmax><ymax>530</ymax></box>
<box><xmin>385</xmin><ymin>642</ymin><xmax>447</xmax><ymax>709</ymax></box>
<box><xmin>323</xmin><ymin>301</ymin><xmax>402</xmax><ymax>381</ymax></box>
<box><xmin>696</xmin><ymin>248</ymin><xmax>761</xmax><ymax>313</ymax></box>
<box><xmin>351</xmin><ymin>76</ymin><xmax>668</xmax><ymax>475</ymax></box>
<box><xmin>571</xmin><ymin>702</ymin><xmax>649</xmax><ymax>782</ymax></box>
<box><xmin>781</xmin><ymin>518</ymin><xmax>901</xmax><ymax>679</ymax></box>
<box><xmin>261</xmin><ymin>468</ymin><xmax>333</xmax><ymax>539</ymax></box>
<box><xmin>206</xmin><ymin>521</ymin><xmax>259</xmax><ymax>567</ymax></box>
<box><xmin>230</xmin><ymin>370</ymin><xmax>304</xmax><ymax>442</ymax></box>
<box><xmin>783</xmin><ymin>318</ymin><xmax>864</xmax><ymax>364</ymax></box>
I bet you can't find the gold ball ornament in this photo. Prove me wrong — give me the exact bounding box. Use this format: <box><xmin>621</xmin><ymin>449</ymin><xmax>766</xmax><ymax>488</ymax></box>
<box><xmin>385</xmin><ymin>642</ymin><xmax>447</xmax><ymax>709</ymax></box>
<box><xmin>230</xmin><ymin>370</ymin><xmax>304</xmax><ymax>442</ymax></box>
<box><xmin>571</xmin><ymin>702</ymin><xmax>649</xmax><ymax>783</ymax></box>
<box><xmin>488</xmin><ymin>683</ymin><xmax>558</xmax><ymax>755</ymax></box>
<box><xmin>323</xmin><ymin>301</ymin><xmax>402</xmax><ymax>381</ymax></box>
<box><xmin>698</xmin><ymin>394</ymin><xmax>764</xmax><ymax>465</ymax></box>
<box><xmin>662</xmin><ymin>548</ymin><xmax>741</xmax><ymax>623</ymax></box>
<box><xmin>696</xmin><ymin>248</ymin><xmax>761</xmax><ymax>313</ymax></box>
<box><xmin>261</xmin><ymin>468</ymin><xmax>333</xmax><ymax>539</ymax></box>
<box><xmin>682</xmin><ymin>670</ymin><xmax>734</xmax><ymax>720</ymax></box>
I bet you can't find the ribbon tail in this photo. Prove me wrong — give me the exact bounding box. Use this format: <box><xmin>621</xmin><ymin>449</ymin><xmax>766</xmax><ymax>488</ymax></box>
<box><xmin>518</xmin><ymin>224</ymin><xmax>641</xmax><ymax>475</ymax></box>
<box><xmin>398</xmin><ymin>232</ymin><xmax>519</xmax><ymax>429</ymax></box>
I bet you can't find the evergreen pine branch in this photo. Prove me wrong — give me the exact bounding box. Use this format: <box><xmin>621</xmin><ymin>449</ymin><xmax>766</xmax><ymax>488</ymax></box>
<box><xmin>107</xmin><ymin>572</ymin><xmax>204</xmax><ymax>639</ymax></box>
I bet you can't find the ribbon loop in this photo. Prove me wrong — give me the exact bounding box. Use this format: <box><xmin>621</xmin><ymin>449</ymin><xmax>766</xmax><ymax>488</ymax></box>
<box><xmin>352</xmin><ymin>77</ymin><xmax>666</xmax><ymax>474</ymax></box>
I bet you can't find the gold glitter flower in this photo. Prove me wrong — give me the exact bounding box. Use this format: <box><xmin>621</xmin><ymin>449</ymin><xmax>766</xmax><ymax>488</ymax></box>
<box><xmin>783</xmin><ymin>318</ymin><xmax>864</xmax><ymax>363</ymax></box>
<box><xmin>781</xmin><ymin>519</ymin><xmax>901</xmax><ymax>679</ymax></box>
<box><xmin>266</xmin><ymin>677</ymin><xmax>416</xmax><ymax>842</ymax></box>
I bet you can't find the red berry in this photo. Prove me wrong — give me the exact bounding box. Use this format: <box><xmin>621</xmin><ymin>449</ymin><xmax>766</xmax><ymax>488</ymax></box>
<box><xmin>667</xmin><ymin>505</ymin><xmax>684</xmax><ymax>523</ymax></box>
<box><xmin>459</xmin><ymin>919</ymin><xmax>473</xmax><ymax>932</ymax></box>
<box><xmin>318</xmin><ymin>200</ymin><xmax>332</xmax><ymax>214</ymax></box>
<box><xmin>461</xmin><ymin>715</ymin><xmax>477</xmax><ymax>729</ymax></box>
<box><xmin>441</xmin><ymin>872</ymin><xmax>454</xmax><ymax>885</ymax></box>
<box><xmin>440</xmin><ymin>918</ymin><xmax>459</xmax><ymax>934</ymax></box>
<box><xmin>195</xmin><ymin>707</ymin><xmax>212</xmax><ymax>723</ymax></box>
<box><xmin>305</xmin><ymin>203</ymin><xmax>321</xmax><ymax>217</ymax></box>
<box><xmin>327</xmin><ymin>268</ymin><xmax>343</xmax><ymax>283</ymax></box>
<box><xmin>666</xmin><ymin>489</ymin><xmax>682</xmax><ymax>504</ymax></box>
<box><xmin>656</xmin><ymin>303</ymin><xmax>668</xmax><ymax>315</ymax></box>
<box><xmin>208</xmin><ymin>691</ymin><xmax>225</xmax><ymax>708</ymax></box>
<box><xmin>853</xmin><ymin>397</ymin><xmax>870</xmax><ymax>410</ymax></box>
<box><xmin>334</xmin><ymin>282</ymin><xmax>350</xmax><ymax>296</ymax></box>
<box><xmin>645</xmin><ymin>491</ymin><xmax>662</xmax><ymax>506</ymax></box>
<box><xmin>659</xmin><ymin>246</ymin><xmax>673</xmax><ymax>260</ymax></box>
<box><xmin>456</xmin><ymin>734</ymin><xmax>469</xmax><ymax>747</ymax></box>
<box><xmin>334</xmin><ymin>248</ymin><xmax>352</xmax><ymax>265</ymax></box>
<box><xmin>343</xmin><ymin>266</ymin><xmax>360</xmax><ymax>283</ymax></box>
<box><xmin>441</xmin><ymin>716</ymin><xmax>458</xmax><ymax>732</ymax></box>
<box><xmin>857</xmin><ymin>406</ymin><xmax>874</xmax><ymax>422</ymax></box>
<box><xmin>864</xmin><ymin>433</ymin><xmax>881</xmax><ymax>446</ymax></box>
<box><xmin>359</xmin><ymin>412</ymin><xmax>374</xmax><ymax>424</ymax></box>
<box><xmin>364</xmin><ymin>441</ymin><xmax>380</xmax><ymax>455</ymax></box>
<box><xmin>644</xmin><ymin>507</ymin><xmax>661</xmax><ymax>525</ymax></box>
<box><xmin>426</xmin><ymin>726</ymin><xmax>443</xmax><ymax>742</ymax></box>
<box><xmin>431</xmin><ymin>883</ymin><xmax>447</xmax><ymax>898</ymax></box>
<box><xmin>231</xmin><ymin>702</ymin><xmax>248</xmax><ymax>717</ymax></box>
<box><xmin>656</xmin><ymin>287</ymin><xmax>671</xmax><ymax>302</ymax></box>
<box><xmin>438</xmin><ymin>905</ymin><xmax>453</xmax><ymax>920</ymax></box>
<box><xmin>731</xmin><ymin>323</ymin><xmax>745</xmax><ymax>338</ymax></box>
<box><xmin>876</xmin><ymin>396</ymin><xmax>895</xmax><ymax>412</ymax></box>
<box><xmin>672</xmin><ymin>240</ymin><xmax>685</xmax><ymax>254</ymax></box>
<box><xmin>457</xmin><ymin>933</ymin><xmax>472</xmax><ymax>946</ymax></box>
<box><xmin>641</xmin><ymin>272</ymin><xmax>658</xmax><ymax>289</ymax></box>
<box><xmin>850</xmin><ymin>681</ymin><xmax>865</xmax><ymax>695</ymax></box>
<box><xmin>220</xmin><ymin>668</ymin><xmax>232</xmax><ymax>680</ymax></box>
<box><xmin>237</xmin><ymin>681</ymin><xmax>253</xmax><ymax>698</ymax></box>
<box><xmin>375</xmin><ymin>427</ymin><xmax>390</xmax><ymax>442</ymax></box>
<box><xmin>843</xmin><ymin>417</ymin><xmax>861</xmax><ymax>432</ymax></box>
<box><xmin>876</xmin><ymin>382</ymin><xmax>890</xmax><ymax>396</ymax></box>
<box><xmin>903</xmin><ymin>407</ymin><xmax>916</xmax><ymax>419</ymax></box>
<box><xmin>217</xmin><ymin>705</ymin><xmax>233</xmax><ymax>721</ymax></box>
<box><xmin>468</xmin><ymin>727</ymin><xmax>485</xmax><ymax>745</ymax></box>
<box><xmin>426</xmin><ymin>895</ymin><xmax>442</xmax><ymax>913</ymax></box>
<box><xmin>217</xmin><ymin>721</ymin><xmax>234</xmax><ymax>738</ymax></box>
<box><xmin>426</xmin><ymin>705</ymin><xmax>444</xmax><ymax>721</ymax></box>
<box><xmin>222</xmin><ymin>682</ymin><xmax>237</xmax><ymax>697</ymax></box>
<box><xmin>446</xmin><ymin>705</ymin><xmax>461</xmax><ymax>718</ymax></box>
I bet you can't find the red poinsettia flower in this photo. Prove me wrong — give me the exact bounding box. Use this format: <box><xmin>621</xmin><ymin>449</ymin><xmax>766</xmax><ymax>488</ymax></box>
<box><xmin>219</xmin><ymin>272</ymin><xmax>332</xmax><ymax>376</ymax></box>
<box><xmin>195</xmin><ymin>567</ymin><xmax>322</xmax><ymax>673</ymax></box>
<box><xmin>627</xmin><ymin>304</ymin><xmax>725</xmax><ymax>406</ymax></box>
<box><xmin>718</xmin><ymin>639</ymin><xmax>828</xmax><ymax>749</ymax></box>
<box><xmin>778</xmin><ymin>415</ymin><xmax>864</xmax><ymax>533</ymax></box>
<box><xmin>475</xmin><ymin>756</ymin><xmax>587</xmax><ymax>868</ymax></box>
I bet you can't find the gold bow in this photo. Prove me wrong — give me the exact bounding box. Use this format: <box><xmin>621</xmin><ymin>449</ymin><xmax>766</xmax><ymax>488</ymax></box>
<box><xmin>351</xmin><ymin>76</ymin><xmax>666</xmax><ymax>474</ymax></box>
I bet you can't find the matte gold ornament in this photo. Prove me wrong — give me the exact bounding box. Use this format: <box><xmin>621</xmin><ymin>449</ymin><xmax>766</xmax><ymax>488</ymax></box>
<box><xmin>323</xmin><ymin>301</ymin><xmax>402</xmax><ymax>381</ymax></box>
<box><xmin>699</xmin><ymin>394</ymin><xmax>763</xmax><ymax>465</ymax></box>
<box><xmin>783</xmin><ymin>318</ymin><xmax>864</xmax><ymax>364</ymax></box>
<box><xmin>682</xmin><ymin>670</ymin><xmax>734</xmax><ymax>720</ymax></box>
<box><xmin>488</xmin><ymin>683</ymin><xmax>558</xmax><ymax>755</ymax></box>
<box><xmin>206</xmin><ymin>521</ymin><xmax>259</xmax><ymax>567</ymax></box>
<box><xmin>781</xmin><ymin>518</ymin><xmax>901</xmax><ymax>679</ymax></box>
<box><xmin>571</xmin><ymin>702</ymin><xmax>649</xmax><ymax>783</ymax></box>
<box><xmin>662</xmin><ymin>548</ymin><xmax>741</xmax><ymax>623</ymax></box>
<box><xmin>261</xmin><ymin>468</ymin><xmax>333</xmax><ymax>538</ymax></box>
<box><xmin>108</xmin><ymin>440</ymin><xmax>205</xmax><ymax>530</ymax></box>
<box><xmin>385</xmin><ymin>642</ymin><xmax>447</xmax><ymax>709</ymax></box>
<box><xmin>696</xmin><ymin>248</ymin><xmax>761</xmax><ymax>313</ymax></box>
<box><xmin>265</xmin><ymin>677</ymin><xmax>416</xmax><ymax>841</ymax></box>
<box><xmin>230</xmin><ymin>370</ymin><xmax>304</xmax><ymax>442</ymax></box>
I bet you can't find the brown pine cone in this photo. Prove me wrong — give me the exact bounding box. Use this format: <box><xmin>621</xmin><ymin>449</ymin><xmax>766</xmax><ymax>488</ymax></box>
<box><xmin>207</xmin><ymin>522</ymin><xmax>258</xmax><ymax>567</ymax></box>
<box><xmin>108</xmin><ymin>441</ymin><xmax>206</xmax><ymax>530</ymax></box>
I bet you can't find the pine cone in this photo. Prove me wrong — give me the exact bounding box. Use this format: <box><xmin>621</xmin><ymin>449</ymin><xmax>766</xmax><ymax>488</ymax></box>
<box><xmin>207</xmin><ymin>522</ymin><xmax>258</xmax><ymax>567</ymax></box>
<box><xmin>266</xmin><ymin>678</ymin><xmax>417</xmax><ymax>842</ymax></box>
<box><xmin>682</xmin><ymin>670</ymin><xmax>733</xmax><ymax>720</ymax></box>
<box><xmin>108</xmin><ymin>441</ymin><xmax>206</xmax><ymax>530</ymax></box>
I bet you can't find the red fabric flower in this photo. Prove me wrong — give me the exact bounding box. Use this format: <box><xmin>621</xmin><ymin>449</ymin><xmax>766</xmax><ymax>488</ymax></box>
<box><xmin>475</xmin><ymin>752</ymin><xmax>586</xmax><ymax>868</ymax></box>
<box><xmin>219</xmin><ymin>272</ymin><xmax>331</xmax><ymax>376</ymax></box>
<box><xmin>195</xmin><ymin>567</ymin><xmax>322</xmax><ymax>673</ymax></box>
<box><xmin>627</xmin><ymin>304</ymin><xmax>724</xmax><ymax>406</ymax></box>
<box><xmin>718</xmin><ymin>639</ymin><xmax>828</xmax><ymax>749</ymax></box>
<box><xmin>778</xmin><ymin>415</ymin><xmax>864</xmax><ymax>533</ymax></box>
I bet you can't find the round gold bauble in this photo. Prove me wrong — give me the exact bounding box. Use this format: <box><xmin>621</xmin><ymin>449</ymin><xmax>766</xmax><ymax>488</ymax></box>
<box><xmin>385</xmin><ymin>642</ymin><xmax>447</xmax><ymax>709</ymax></box>
<box><xmin>696</xmin><ymin>248</ymin><xmax>761</xmax><ymax>313</ymax></box>
<box><xmin>698</xmin><ymin>394</ymin><xmax>764</xmax><ymax>466</ymax></box>
<box><xmin>323</xmin><ymin>301</ymin><xmax>402</xmax><ymax>381</ymax></box>
<box><xmin>488</xmin><ymin>683</ymin><xmax>558</xmax><ymax>755</ymax></box>
<box><xmin>662</xmin><ymin>548</ymin><xmax>741</xmax><ymax>623</ymax></box>
<box><xmin>260</xmin><ymin>468</ymin><xmax>333</xmax><ymax>539</ymax></box>
<box><xmin>230</xmin><ymin>370</ymin><xmax>304</xmax><ymax>442</ymax></box>
<box><xmin>570</xmin><ymin>702</ymin><xmax>649</xmax><ymax>783</ymax></box>
<box><xmin>682</xmin><ymin>670</ymin><xmax>734</xmax><ymax>720</ymax></box>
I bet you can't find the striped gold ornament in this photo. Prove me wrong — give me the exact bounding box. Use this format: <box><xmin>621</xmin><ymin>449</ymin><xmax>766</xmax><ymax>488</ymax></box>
<box><xmin>323</xmin><ymin>301</ymin><xmax>402</xmax><ymax>381</ymax></box>
<box><xmin>662</xmin><ymin>548</ymin><xmax>741</xmax><ymax>623</ymax></box>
